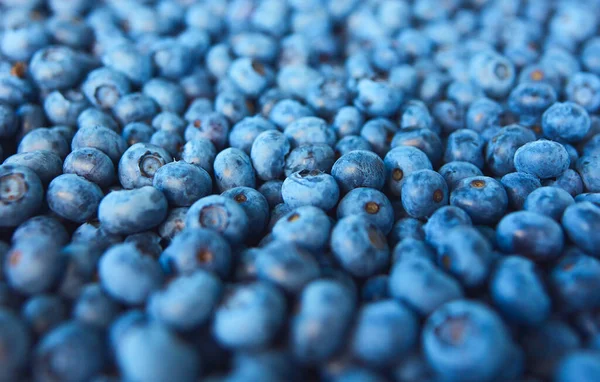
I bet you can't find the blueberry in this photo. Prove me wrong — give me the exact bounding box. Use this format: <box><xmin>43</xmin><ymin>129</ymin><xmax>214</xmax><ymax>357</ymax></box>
<box><xmin>284</xmin><ymin>117</ymin><xmax>336</xmax><ymax>148</ymax></box>
<box><xmin>72</xmin><ymin>124</ymin><xmax>127</xmax><ymax>164</ymax></box>
<box><xmin>351</xmin><ymin>300</ymin><xmax>418</xmax><ymax>367</ymax></box>
<box><xmin>99</xmin><ymin>243</ymin><xmax>163</xmax><ymax>305</ymax></box>
<box><xmin>230</xmin><ymin>116</ymin><xmax>276</xmax><ymax>154</ymax></box>
<box><xmin>566</xmin><ymin>72</ymin><xmax>600</xmax><ymax>113</ymax></box>
<box><xmin>423</xmin><ymin>300</ymin><xmax>511</xmax><ymax>382</ymax></box>
<box><xmin>331</xmin><ymin>215</ymin><xmax>389</xmax><ymax>278</ymax></box>
<box><xmin>388</xmin><ymin>218</ymin><xmax>425</xmax><ymax>247</ymax></box>
<box><xmin>423</xmin><ymin>206</ymin><xmax>472</xmax><ymax>250</ymax></box>
<box><xmin>444</xmin><ymin>129</ymin><xmax>485</xmax><ymax>169</ymax></box>
<box><xmin>0</xmin><ymin>164</ymin><xmax>43</xmax><ymax>227</ymax></box>
<box><xmin>222</xmin><ymin>186</ymin><xmax>270</xmax><ymax>239</ymax></box>
<box><xmin>148</xmin><ymin>271</ymin><xmax>222</xmax><ymax>331</ymax></box>
<box><xmin>268</xmin><ymin>99</ymin><xmax>314</xmax><ymax>129</ymax></box>
<box><xmin>118</xmin><ymin>143</ymin><xmax>172</xmax><ymax>189</ymax></box>
<box><xmin>180</xmin><ymin>138</ymin><xmax>217</xmax><ymax>175</ymax></box>
<box><xmin>258</xmin><ymin>180</ymin><xmax>284</xmax><ymax>209</ymax></box>
<box><xmin>12</xmin><ymin>215</ymin><xmax>69</xmax><ymax>247</ymax></box>
<box><xmin>332</xmin><ymin>150</ymin><xmax>385</xmax><ymax>193</ymax></box>
<box><xmin>391</xmin><ymin>128</ymin><xmax>443</xmax><ymax>167</ymax></box>
<box><xmin>153</xmin><ymin>162</ymin><xmax>212</xmax><ymax>207</ymax></box>
<box><xmin>34</xmin><ymin>322</ymin><xmax>105</xmax><ymax>382</ymax></box>
<box><xmin>514</xmin><ymin>140</ymin><xmax>570</xmax><ymax>179</ymax></box>
<box><xmin>121</xmin><ymin>122</ymin><xmax>154</xmax><ymax>146</ymax></box>
<box><xmin>361</xmin><ymin>274</ymin><xmax>389</xmax><ymax>302</ymax></box>
<box><xmin>335</xmin><ymin>135</ymin><xmax>372</xmax><ymax>157</ymax></box>
<box><xmin>112</xmin><ymin>92</ymin><xmax>158</xmax><ymax>126</ymax></box>
<box><xmin>332</xmin><ymin>106</ymin><xmax>364</xmax><ymax>137</ymax></box>
<box><xmin>186</xmin><ymin>195</ymin><xmax>249</xmax><ymax>244</ymax></box>
<box><xmin>255</xmin><ymin>240</ymin><xmax>320</xmax><ymax>294</ymax></box>
<box><xmin>500</xmin><ymin>172</ymin><xmax>541</xmax><ymax>210</ymax></box>
<box><xmin>82</xmin><ymin>67</ymin><xmax>131</xmax><ymax>110</ymax></box>
<box><xmin>73</xmin><ymin>283</ymin><xmax>120</xmax><ymax>329</ymax></box>
<box><xmin>291</xmin><ymin>280</ymin><xmax>355</xmax><ymax>364</ymax></box>
<box><xmin>150</xmin><ymin>38</ymin><xmax>192</xmax><ymax>80</ymax></box>
<box><xmin>228</xmin><ymin>57</ymin><xmax>272</xmax><ymax>97</ymax></box>
<box><xmin>450</xmin><ymin>176</ymin><xmax>508</xmax><ymax>225</ymax></box>
<box><xmin>47</xmin><ymin>174</ymin><xmax>104</xmax><ymax>223</ymax></box>
<box><xmin>562</xmin><ymin>202</ymin><xmax>600</xmax><ymax>257</ymax></box>
<box><xmin>577</xmin><ymin>155</ymin><xmax>600</xmax><ymax>192</ymax></box>
<box><xmin>213</xmin><ymin>282</ymin><xmax>286</xmax><ymax>350</ymax></box>
<box><xmin>542</xmin><ymin>101</ymin><xmax>591</xmax><ymax>142</ymax></box>
<box><xmin>29</xmin><ymin>46</ymin><xmax>83</xmax><ymax>90</ymax></box>
<box><xmin>524</xmin><ymin>186</ymin><xmax>575</xmax><ymax>221</ymax></box>
<box><xmin>152</xmin><ymin>112</ymin><xmax>186</xmax><ymax>136</ymax></box>
<box><xmin>142</xmin><ymin>78</ymin><xmax>187</xmax><ymax>115</ymax></box>
<box><xmin>337</xmin><ymin>187</ymin><xmax>394</xmax><ymax>234</ymax></box>
<box><xmin>184</xmin><ymin>112</ymin><xmax>230</xmax><ymax>151</ymax></box>
<box><xmin>282</xmin><ymin>169</ymin><xmax>339</xmax><ymax>211</ymax></box>
<box><xmin>432</xmin><ymin>100</ymin><xmax>465</xmax><ymax>134</ymax></box>
<box><xmin>401</xmin><ymin>169</ymin><xmax>448</xmax><ymax>219</ymax></box>
<box><xmin>98</xmin><ymin>186</ymin><xmax>168</xmax><ymax>235</ymax></box>
<box><xmin>4</xmin><ymin>150</ymin><xmax>63</xmax><ymax>186</ymax></box>
<box><xmin>22</xmin><ymin>294</ymin><xmax>66</xmax><ymax>336</ymax></box>
<box><xmin>497</xmin><ymin>211</ymin><xmax>564</xmax><ymax>261</ymax></box>
<box><xmin>485</xmin><ymin>124</ymin><xmax>536</xmax><ymax>177</ymax></box>
<box><xmin>284</xmin><ymin>143</ymin><xmax>335</xmax><ymax>177</ymax></box>
<box><xmin>359</xmin><ymin>118</ymin><xmax>397</xmax><ymax>157</ymax></box>
<box><xmin>466</xmin><ymin>97</ymin><xmax>503</xmax><ymax>133</ymax></box>
<box><xmin>490</xmin><ymin>256</ymin><xmax>551</xmax><ymax>326</ymax></box>
<box><xmin>18</xmin><ymin>127</ymin><xmax>70</xmax><ymax>159</ymax></box>
<box><xmin>271</xmin><ymin>206</ymin><xmax>330</xmax><ymax>251</ymax></box>
<box><xmin>0</xmin><ymin>308</ymin><xmax>29</xmax><ymax>380</ymax></box>
<box><xmin>556</xmin><ymin>351</ymin><xmax>600</xmax><ymax>382</ymax></box>
<box><xmin>251</xmin><ymin>130</ymin><xmax>291</xmax><ymax>181</ymax></box>
<box><xmin>438</xmin><ymin>161</ymin><xmax>483</xmax><ymax>191</ymax></box>
<box><xmin>214</xmin><ymin>147</ymin><xmax>256</xmax><ymax>192</ymax></box>
<box><xmin>102</xmin><ymin>43</ymin><xmax>154</xmax><ymax>86</ymax></box>
<box><xmin>0</xmin><ymin>104</ymin><xmax>17</xmax><ymax>138</ymax></box>
<box><xmin>230</xmin><ymin>32</ymin><xmax>278</xmax><ymax>62</ymax></box>
<box><xmin>215</xmin><ymin>90</ymin><xmax>251</xmax><ymax>124</ymax></box>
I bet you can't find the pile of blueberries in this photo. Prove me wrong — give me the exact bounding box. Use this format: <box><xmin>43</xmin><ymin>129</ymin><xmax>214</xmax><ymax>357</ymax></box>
<box><xmin>1</xmin><ymin>0</ymin><xmax>600</xmax><ymax>381</ymax></box>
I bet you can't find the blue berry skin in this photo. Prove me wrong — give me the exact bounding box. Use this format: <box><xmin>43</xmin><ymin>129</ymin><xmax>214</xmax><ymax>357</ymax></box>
<box><xmin>115</xmin><ymin>320</ymin><xmax>200</xmax><ymax>382</ymax></box>
<box><xmin>450</xmin><ymin>176</ymin><xmax>508</xmax><ymax>225</ymax></box>
<box><xmin>291</xmin><ymin>280</ymin><xmax>355</xmax><ymax>364</ymax></box>
<box><xmin>122</xmin><ymin>122</ymin><xmax>154</xmax><ymax>146</ymax></box>
<box><xmin>542</xmin><ymin>102</ymin><xmax>591</xmax><ymax>143</ymax></box>
<box><xmin>34</xmin><ymin>322</ymin><xmax>105</xmax><ymax>382</ymax></box>
<box><xmin>389</xmin><ymin>218</ymin><xmax>425</xmax><ymax>248</ymax></box>
<box><xmin>29</xmin><ymin>46</ymin><xmax>83</xmax><ymax>90</ymax></box>
<box><xmin>438</xmin><ymin>161</ymin><xmax>483</xmax><ymax>191</ymax></box>
<box><xmin>305</xmin><ymin>76</ymin><xmax>348</xmax><ymax>117</ymax></box>
<box><xmin>272</xmin><ymin>206</ymin><xmax>331</xmax><ymax>251</ymax></box>
<box><xmin>255</xmin><ymin>240</ymin><xmax>320</xmax><ymax>294</ymax></box>
<box><xmin>269</xmin><ymin>99</ymin><xmax>314</xmax><ymax>129</ymax></box>
<box><xmin>359</xmin><ymin>118</ymin><xmax>397</xmax><ymax>157</ymax></box>
<box><xmin>0</xmin><ymin>18</ymin><xmax>48</xmax><ymax>62</ymax></box>
<box><xmin>181</xmin><ymin>138</ymin><xmax>217</xmax><ymax>175</ymax></box>
<box><xmin>150</xmin><ymin>38</ymin><xmax>192</xmax><ymax>80</ymax></box>
<box><xmin>436</xmin><ymin>226</ymin><xmax>494</xmax><ymax>287</ymax></box>
<box><xmin>400</xmin><ymin>100</ymin><xmax>433</xmax><ymax>129</ymax></box>
<box><xmin>99</xmin><ymin>186</ymin><xmax>168</xmax><ymax>235</ymax></box>
<box><xmin>332</xmin><ymin>106</ymin><xmax>364</xmax><ymax>137</ymax></box>
<box><xmin>282</xmin><ymin>170</ymin><xmax>340</xmax><ymax>211</ymax></box>
<box><xmin>258</xmin><ymin>180</ymin><xmax>283</xmax><ymax>209</ymax></box>
<box><xmin>142</xmin><ymin>78</ymin><xmax>186</xmax><ymax>115</ymax></box>
<box><xmin>18</xmin><ymin>127</ymin><xmax>69</xmax><ymax>159</ymax></box>
<box><xmin>251</xmin><ymin>130</ymin><xmax>291</xmax><ymax>181</ymax></box>
<box><xmin>332</xmin><ymin>150</ymin><xmax>385</xmax><ymax>193</ymax></box>
<box><xmin>508</xmin><ymin>81</ymin><xmax>557</xmax><ymax>127</ymax></box>
<box><xmin>186</xmin><ymin>195</ymin><xmax>249</xmax><ymax>245</ymax></box>
<box><xmin>112</xmin><ymin>92</ymin><xmax>158</xmax><ymax>126</ymax></box>
<box><xmin>392</xmin><ymin>237</ymin><xmax>435</xmax><ymax>264</ymax></box>
<box><xmin>402</xmin><ymin>170</ymin><xmax>448</xmax><ymax>219</ymax></box>
<box><xmin>152</xmin><ymin>112</ymin><xmax>186</xmax><ymax>135</ymax></box>
<box><xmin>0</xmin><ymin>308</ymin><xmax>29</xmax><ymax>381</ymax></box>
<box><xmin>577</xmin><ymin>155</ymin><xmax>600</xmax><ymax>192</ymax></box>
<box><xmin>153</xmin><ymin>162</ymin><xmax>212</xmax><ymax>207</ymax></box>
<box><xmin>46</xmin><ymin>16</ymin><xmax>93</xmax><ymax>50</ymax></box>
<box><xmin>4</xmin><ymin>150</ymin><xmax>63</xmax><ymax>186</ymax></box>
<box><xmin>470</xmin><ymin>50</ymin><xmax>515</xmax><ymax>98</ymax></box>
<box><xmin>73</xmin><ymin>283</ymin><xmax>120</xmax><ymax>329</ymax></box>
<box><xmin>575</xmin><ymin>193</ymin><xmax>600</xmax><ymax>205</ymax></box>
<box><xmin>5</xmin><ymin>238</ymin><xmax>64</xmax><ymax>295</ymax></box>
<box><xmin>213</xmin><ymin>282</ymin><xmax>286</xmax><ymax>350</ymax></box>
<box><xmin>500</xmin><ymin>172</ymin><xmax>541</xmax><ymax>210</ymax></box>
<box><xmin>102</xmin><ymin>43</ymin><xmax>154</xmax><ymax>86</ymax></box>
<box><xmin>432</xmin><ymin>100</ymin><xmax>465</xmax><ymax>134</ymax></box>
<box><xmin>72</xmin><ymin>124</ymin><xmax>127</xmax><ymax>164</ymax></box>
<box><xmin>485</xmin><ymin>124</ymin><xmax>536</xmax><ymax>177</ymax></box>
<box><xmin>42</xmin><ymin>90</ymin><xmax>88</xmax><ymax>127</ymax></box>
<box><xmin>337</xmin><ymin>188</ymin><xmax>394</xmax><ymax>235</ymax></box>
<box><xmin>228</xmin><ymin>58</ymin><xmax>272</xmax><ymax>97</ymax></box>
<box><xmin>424</xmin><ymin>206</ymin><xmax>472</xmax><ymax>250</ymax></box>
<box><xmin>230</xmin><ymin>116</ymin><xmax>276</xmax><ymax>154</ymax></box>
<box><xmin>82</xmin><ymin>67</ymin><xmax>131</xmax><ymax>111</ymax></box>
<box><xmin>524</xmin><ymin>186</ymin><xmax>575</xmax><ymax>221</ymax></box>
<box><xmin>556</xmin><ymin>351</ymin><xmax>600</xmax><ymax>382</ymax></box>
<box><xmin>490</xmin><ymin>256</ymin><xmax>551</xmax><ymax>326</ymax></box>
<box><xmin>12</xmin><ymin>215</ymin><xmax>69</xmax><ymax>248</ymax></box>
<box><xmin>466</xmin><ymin>97</ymin><xmax>503</xmax><ymax>133</ymax></box>
<box><xmin>562</xmin><ymin>202</ymin><xmax>600</xmax><ymax>257</ymax></box>
<box><xmin>160</xmin><ymin>228</ymin><xmax>232</xmax><ymax>278</ymax></box>
<box><xmin>214</xmin><ymin>90</ymin><xmax>251</xmax><ymax>124</ymax></box>
<box><xmin>444</xmin><ymin>129</ymin><xmax>485</xmax><ymax>169</ymax></box>
<box><xmin>150</xmin><ymin>131</ymin><xmax>184</xmax><ymax>160</ymax></box>
<box><xmin>230</xmin><ymin>31</ymin><xmax>277</xmax><ymax>63</ymax></box>
<box><xmin>566</xmin><ymin>72</ymin><xmax>600</xmax><ymax>113</ymax></box>
<box><xmin>423</xmin><ymin>300</ymin><xmax>511</xmax><ymax>382</ymax></box>
<box><xmin>22</xmin><ymin>294</ymin><xmax>66</xmax><ymax>336</ymax></box>
<box><xmin>124</xmin><ymin>231</ymin><xmax>162</xmax><ymax>259</ymax></box>
<box><xmin>47</xmin><ymin>174</ymin><xmax>104</xmax><ymax>223</ymax></box>
<box><xmin>0</xmin><ymin>164</ymin><xmax>44</xmax><ymax>227</ymax></box>
<box><xmin>284</xmin><ymin>117</ymin><xmax>336</xmax><ymax>148</ymax></box>
<box><xmin>62</xmin><ymin>148</ymin><xmax>115</xmax><ymax>189</ymax></box>
<box><xmin>205</xmin><ymin>43</ymin><xmax>233</xmax><ymax>78</ymax></box>
<box><xmin>214</xmin><ymin>148</ymin><xmax>256</xmax><ymax>192</ymax></box>
<box><xmin>331</xmin><ymin>215</ymin><xmax>389</xmax><ymax>278</ymax></box>
<box><xmin>352</xmin><ymin>299</ymin><xmax>418</xmax><ymax>368</ymax></box>
<box><xmin>222</xmin><ymin>186</ymin><xmax>270</xmax><ymax>239</ymax></box>
<box><xmin>0</xmin><ymin>71</ymin><xmax>33</xmax><ymax>109</ymax></box>
<box><xmin>99</xmin><ymin>243</ymin><xmax>163</xmax><ymax>305</ymax></box>
<box><xmin>361</xmin><ymin>274</ymin><xmax>389</xmax><ymax>302</ymax></box>
<box><xmin>118</xmin><ymin>143</ymin><xmax>172</xmax><ymax>189</ymax></box>
<box><xmin>497</xmin><ymin>211</ymin><xmax>564</xmax><ymax>261</ymax></box>
<box><xmin>335</xmin><ymin>135</ymin><xmax>372</xmax><ymax>157</ymax></box>
<box><xmin>391</xmin><ymin>128</ymin><xmax>443</xmax><ymax>168</ymax></box>
<box><xmin>284</xmin><ymin>143</ymin><xmax>335</xmax><ymax>177</ymax></box>
<box><xmin>148</xmin><ymin>270</ymin><xmax>222</xmax><ymax>331</ymax></box>
<box><xmin>184</xmin><ymin>112</ymin><xmax>230</xmax><ymax>151</ymax></box>
<box><xmin>514</xmin><ymin>140</ymin><xmax>570</xmax><ymax>179</ymax></box>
